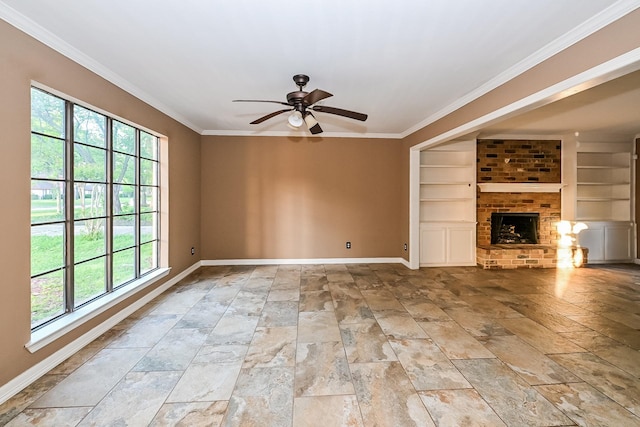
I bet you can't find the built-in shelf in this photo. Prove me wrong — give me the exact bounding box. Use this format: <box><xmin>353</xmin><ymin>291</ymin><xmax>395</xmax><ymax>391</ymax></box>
<box><xmin>576</xmin><ymin>141</ymin><xmax>631</xmax><ymax>222</ymax></box>
<box><xmin>477</xmin><ymin>183</ymin><xmax>564</xmax><ymax>193</ymax></box>
<box><xmin>419</xmin><ymin>140</ymin><xmax>476</xmax><ymax>266</ymax></box>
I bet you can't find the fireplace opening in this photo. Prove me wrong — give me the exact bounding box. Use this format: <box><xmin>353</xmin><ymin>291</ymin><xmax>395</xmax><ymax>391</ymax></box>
<box><xmin>491</xmin><ymin>212</ymin><xmax>539</xmax><ymax>244</ymax></box>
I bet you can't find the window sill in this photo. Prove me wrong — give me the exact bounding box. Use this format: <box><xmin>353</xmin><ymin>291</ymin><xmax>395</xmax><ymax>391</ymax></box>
<box><xmin>26</xmin><ymin>268</ymin><xmax>171</xmax><ymax>353</ymax></box>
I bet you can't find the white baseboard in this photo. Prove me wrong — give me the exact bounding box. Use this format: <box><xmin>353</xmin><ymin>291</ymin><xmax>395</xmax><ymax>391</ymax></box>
<box><xmin>0</xmin><ymin>261</ymin><xmax>201</xmax><ymax>406</ymax></box>
<box><xmin>201</xmin><ymin>257</ymin><xmax>410</xmax><ymax>267</ymax></box>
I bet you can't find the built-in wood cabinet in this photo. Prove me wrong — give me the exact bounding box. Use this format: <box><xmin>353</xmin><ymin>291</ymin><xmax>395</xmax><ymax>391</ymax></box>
<box><xmin>577</xmin><ymin>221</ymin><xmax>633</xmax><ymax>263</ymax></box>
<box><xmin>573</xmin><ymin>140</ymin><xmax>634</xmax><ymax>263</ymax></box>
<box><xmin>419</xmin><ymin>140</ymin><xmax>476</xmax><ymax>266</ymax></box>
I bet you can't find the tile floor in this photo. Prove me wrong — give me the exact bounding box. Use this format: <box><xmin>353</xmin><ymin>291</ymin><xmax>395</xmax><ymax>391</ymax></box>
<box><xmin>1</xmin><ymin>263</ymin><xmax>640</xmax><ymax>426</ymax></box>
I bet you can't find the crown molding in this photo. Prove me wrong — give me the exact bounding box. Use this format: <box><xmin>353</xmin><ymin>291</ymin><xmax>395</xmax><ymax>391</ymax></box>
<box><xmin>200</xmin><ymin>129</ymin><xmax>402</xmax><ymax>139</ymax></box>
<box><xmin>2</xmin><ymin>0</ymin><xmax>637</xmax><ymax>139</ymax></box>
<box><xmin>400</xmin><ymin>0</ymin><xmax>640</xmax><ymax>139</ymax></box>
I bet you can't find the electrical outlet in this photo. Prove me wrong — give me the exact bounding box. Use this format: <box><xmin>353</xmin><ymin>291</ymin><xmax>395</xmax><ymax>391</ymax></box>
<box><xmin>191</xmin><ymin>247</ymin><xmax>195</xmax><ymax>255</ymax></box>
<box><xmin>404</xmin><ymin>243</ymin><xmax>408</xmax><ymax>251</ymax></box>
<box><xmin>346</xmin><ymin>241</ymin><xmax>351</xmax><ymax>249</ymax></box>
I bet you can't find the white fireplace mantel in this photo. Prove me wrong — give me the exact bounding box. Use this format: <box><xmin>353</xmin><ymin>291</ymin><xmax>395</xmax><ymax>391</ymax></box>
<box><xmin>477</xmin><ymin>183</ymin><xmax>564</xmax><ymax>193</ymax></box>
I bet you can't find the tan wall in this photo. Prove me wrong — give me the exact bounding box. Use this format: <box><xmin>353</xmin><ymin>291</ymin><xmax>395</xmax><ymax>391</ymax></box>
<box><xmin>0</xmin><ymin>21</ymin><xmax>201</xmax><ymax>386</ymax></box>
<box><xmin>200</xmin><ymin>136</ymin><xmax>405</xmax><ymax>260</ymax></box>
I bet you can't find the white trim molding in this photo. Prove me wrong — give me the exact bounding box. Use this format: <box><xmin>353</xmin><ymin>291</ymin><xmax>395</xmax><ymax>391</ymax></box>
<box><xmin>477</xmin><ymin>183</ymin><xmax>565</xmax><ymax>193</ymax></box>
<box><xmin>202</xmin><ymin>257</ymin><xmax>410</xmax><ymax>267</ymax></box>
<box><xmin>0</xmin><ymin>262</ymin><xmax>201</xmax><ymax>406</ymax></box>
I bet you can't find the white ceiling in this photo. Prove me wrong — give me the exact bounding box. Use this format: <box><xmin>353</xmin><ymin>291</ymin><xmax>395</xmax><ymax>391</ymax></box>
<box><xmin>1</xmin><ymin>0</ymin><xmax>638</xmax><ymax>138</ymax></box>
<box><xmin>477</xmin><ymin>68</ymin><xmax>640</xmax><ymax>138</ymax></box>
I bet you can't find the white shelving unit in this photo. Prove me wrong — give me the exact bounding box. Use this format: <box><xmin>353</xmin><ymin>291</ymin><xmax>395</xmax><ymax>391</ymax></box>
<box><xmin>575</xmin><ymin>140</ymin><xmax>634</xmax><ymax>262</ymax></box>
<box><xmin>419</xmin><ymin>140</ymin><xmax>476</xmax><ymax>266</ymax></box>
<box><xmin>576</xmin><ymin>142</ymin><xmax>631</xmax><ymax>221</ymax></box>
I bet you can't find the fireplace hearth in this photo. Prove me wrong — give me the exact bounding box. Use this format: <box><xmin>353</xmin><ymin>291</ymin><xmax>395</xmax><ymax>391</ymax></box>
<box><xmin>491</xmin><ymin>212</ymin><xmax>539</xmax><ymax>244</ymax></box>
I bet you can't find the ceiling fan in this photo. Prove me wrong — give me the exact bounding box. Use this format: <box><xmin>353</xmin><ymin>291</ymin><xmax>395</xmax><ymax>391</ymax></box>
<box><xmin>233</xmin><ymin>74</ymin><xmax>368</xmax><ymax>134</ymax></box>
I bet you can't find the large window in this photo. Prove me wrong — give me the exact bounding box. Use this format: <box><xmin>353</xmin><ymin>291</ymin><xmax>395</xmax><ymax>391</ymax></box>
<box><xmin>30</xmin><ymin>87</ymin><xmax>160</xmax><ymax>329</ymax></box>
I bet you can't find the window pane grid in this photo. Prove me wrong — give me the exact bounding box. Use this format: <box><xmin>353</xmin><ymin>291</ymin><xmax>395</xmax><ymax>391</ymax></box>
<box><xmin>30</xmin><ymin>87</ymin><xmax>160</xmax><ymax>330</ymax></box>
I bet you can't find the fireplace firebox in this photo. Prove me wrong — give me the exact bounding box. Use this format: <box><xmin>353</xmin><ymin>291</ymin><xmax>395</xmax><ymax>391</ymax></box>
<box><xmin>491</xmin><ymin>212</ymin><xmax>540</xmax><ymax>244</ymax></box>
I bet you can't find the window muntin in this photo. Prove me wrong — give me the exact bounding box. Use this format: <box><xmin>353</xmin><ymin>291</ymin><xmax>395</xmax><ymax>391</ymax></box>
<box><xmin>30</xmin><ymin>87</ymin><xmax>160</xmax><ymax>329</ymax></box>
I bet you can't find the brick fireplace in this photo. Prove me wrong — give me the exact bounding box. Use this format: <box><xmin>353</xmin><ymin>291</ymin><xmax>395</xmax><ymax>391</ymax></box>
<box><xmin>476</xmin><ymin>139</ymin><xmax>562</xmax><ymax>269</ymax></box>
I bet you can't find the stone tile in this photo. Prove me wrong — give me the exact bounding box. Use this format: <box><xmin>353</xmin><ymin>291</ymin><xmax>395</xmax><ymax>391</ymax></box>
<box><xmin>480</xmin><ymin>335</ymin><xmax>580</xmax><ymax>385</ymax></box>
<box><xmin>299</xmin><ymin>290</ymin><xmax>334</xmax><ymax>312</ymax></box>
<box><xmin>536</xmin><ymin>382</ymin><xmax>640</xmax><ymax>427</ymax></box>
<box><xmin>419</xmin><ymin>389</ymin><xmax>507</xmax><ymax>427</ymax></box>
<box><xmin>5</xmin><ymin>407</ymin><xmax>92</xmax><ymax>427</ymax></box>
<box><xmin>424</xmin><ymin>289</ymin><xmax>470</xmax><ymax>309</ymax></box>
<box><xmin>167</xmin><ymin>362</ymin><xmax>243</xmax><ymax>402</ymax></box>
<box><xmin>175</xmin><ymin>300</ymin><xmax>227</xmax><ymax>329</ymax></box>
<box><xmin>258</xmin><ymin>301</ymin><xmax>298</xmax><ymax>327</ymax></box>
<box><xmin>418</xmin><ymin>321</ymin><xmax>494</xmax><ymax>359</ymax></box>
<box><xmin>444</xmin><ymin>307</ymin><xmax>512</xmax><ymax>337</ymax></box>
<box><xmin>600</xmin><ymin>310</ymin><xmax>640</xmax><ymax>330</ymax></box>
<box><xmin>151</xmin><ymin>289</ymin><xmax>208</xmax><ymax>314</ymax></box>
<box><xmin>297</xmin><ymin>311</ymin><xmax>341</xmax><ymax>342</ymax></box>
<box><xmin>107</xmin><ymin>314</ymin><xmax>181</xmax><ymax>348</ymax></box>
<box><xmin>150</xmin><ymin>401</ymin><xmax>228</xmax><ymax>427</ymax></box>
<box><xmin>389</xmin><ymin>338</ymin><xmax>471</xmax><ymax>390</ymax></box>
<box><xmin>227</xmin><ymin>289</ymin><xmax>268</xmax><ymax>316</ymax></box>
<box><xmin>133</xmin><ymin>328</ymin><xmax>209</xmax><ymax>371</ymax></box>
<box><xmin>47</xmin><ymin>344</ymin><xmax>103</xmax><ymax>376</ymax></box>
<box><xmin>361</xmin><ymin>289</ymin><xmax>406</xmax><ymax>312</ymax></box>
<box><xmin>350</xmin><ymin>362</ymin><xmax>435</xmax><ymax>427</ymax></box>
<box><xmin>292</xmin><ymin>395</ymin><xmax>364</xmax><ymax>427</ymax></box>
<box><xmin>299</xmin><ymin>275</ymin><xmax>329</xmax><ymax>292</ymax></box>
<box><xmin>560</xmin><ymin>330</ymin><xmax>640</xmax><ymax>377</ymax></box>
<box><xmin>192</xmin><ymin>344</ymin><xmax>248</xmax><ymax>364</ymax></box>
<box><xmin>567</xmin><ymin>314</ymin><xmax>640</xmax><ymax>350</ymax></box>
<box><xmin>0</xmin><ymin>374</ymin><xmax>66</xmax><ymax>425</ymax></box>
<box><xmin>499</xmin><ymin>317</ymin><xmax>586</xmax><ymax>354</ymax></box>
<box><xmin>31</xmin><ymin>348</ymin><xmax>148</xmax><ymax>407</ymax></box>
<box><xmin>326</xmin><ymin>271</ymin><xmax>354</xmax><ymax>283</ymax></box>
<box><xmin>374</xmin><ymin>311</ymin><xmax>428</xmax><ymax>339</ymax></box>
<box><xmin>453</xmin><ymin>358</ymin><xmax>573</xmax><ymax>426</ymax></box>
<box><xmin>332</xmin><ymin>295</ymin><xmax>375</xmax><ymax>325</ymax></box>
<box><xmin>204</xmin><ymin>285</ymin><xmax>242</xmax><ymax>306</ymax></box>
<box><xmin>225</xmin><ymin>367</ymin><xmax>294</xmax><ymax>426</ymax></box>
<box><xmin>267</xmin><ymin>287</ymin><xmax>300</xmax><ymax>302</ymax></box>
<box><xmin>459</xmin><ymin>295</ymin><xmax>524</xmax><ymax>318</ymax></box>
<box><xmin>340</xmin><ymin>320</ymin><xmax>397</xmax><ymax>363</ymax></box>
<box><xmin>504</xmin><ymin>300</ymin><xmax>590</xmax><ymax>333</ymax></box>
<box><xmin>295</xmin><ymin>342</ymin><xmax>354</xmax><ymax>397</ymax></box>
<box><xmin>400</xmin><ymin>298</ymin><xmax>452</xmax><ymax>322</ymax></box>
<box><xmin>78</xmin><ymin>371</ymin><xmax>181</xmax><ymax>426</ymax></box>
<box><xmin>550</xmin><ymin>352</ymin><xmax>640</xmax><ymax>416</ymax></box>
<box><xmin>206</xmin><ymin>313</ymin><xmax>260</xmax><ymax>345</ymax></box>
<box><xmin>243</xmin><ymin>326</ymin><xmax>296</xmax><ymax>368</ymax></box>
<box><xmin>522</xmin><ymin>293</ymin><xmax>592</xmax><ymax>317</ymax></box>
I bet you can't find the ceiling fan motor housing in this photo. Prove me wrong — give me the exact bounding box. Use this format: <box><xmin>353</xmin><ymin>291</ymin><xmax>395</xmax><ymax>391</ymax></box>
<box><xmin>287</xmin><ymin>91</ymin><xmax>309</xmax><ymax>108</ymax></box>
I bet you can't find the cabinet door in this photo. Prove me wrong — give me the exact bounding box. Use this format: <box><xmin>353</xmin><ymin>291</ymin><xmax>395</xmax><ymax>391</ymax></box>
<box><xmin>420</xmin><ymin>227</ymin><xmax>446</xmax><ymax>265</ymax></box>
<box><xmin>604</xmin><ymin>224</ymin><xmax>632</xmax><ymax>261</ymax></box>
<box><xmin>578</xmin><ymin>226</ymin><xmax>605</xmax><ymax>262</ymax></box>
<box><xmin>447</xmin><ymin>226</ymin><xmax>475</xmax><ymax>264</ymax></box>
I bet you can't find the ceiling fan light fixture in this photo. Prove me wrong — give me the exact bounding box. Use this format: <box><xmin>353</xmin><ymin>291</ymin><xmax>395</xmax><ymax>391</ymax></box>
<box><xmin>304</xmin><ymin>112</ymin><xmax>322</xmax><ymax>134</ymax></box>
<box><xmin>287</xmin><ymin>110</ymin><xmax>304</xmax><ymax>128</ymax></box>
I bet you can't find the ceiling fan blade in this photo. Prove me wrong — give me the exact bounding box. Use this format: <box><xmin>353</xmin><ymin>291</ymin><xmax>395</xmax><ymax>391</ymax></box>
<box><xmin>311</xmin><ymin>105</ymin><xmax>368</xmax><ymax>121</ymax></box>
<box><xmin>303</xmin><ymin>89</ymin><xmax>333</xmax><ymax>106</ymax></box>
<box><xmin>233</xmin><ymin>99</ymin><xmax>291</xmax><ymax>106</ymax></box>
<box><xmin>250</xmin><ymin>109</ymin><xmax>292</xmax><ymax>124</ymax></box>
